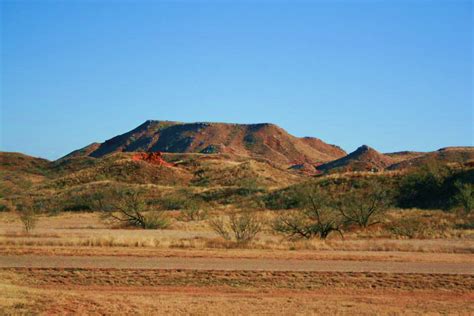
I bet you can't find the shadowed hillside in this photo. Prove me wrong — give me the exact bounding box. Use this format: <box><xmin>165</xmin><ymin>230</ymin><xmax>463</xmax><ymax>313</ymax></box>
<box><xmin>316</xmin><ymin>145</ymin><xmax>395</xmax><ymax>173</ymax></box>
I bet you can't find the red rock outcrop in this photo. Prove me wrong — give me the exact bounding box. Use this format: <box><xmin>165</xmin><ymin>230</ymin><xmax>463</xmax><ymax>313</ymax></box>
<box><xmin>132</xmin><ymin>151</ymin><xmax>174</xmax><ymax>167</ymax></box>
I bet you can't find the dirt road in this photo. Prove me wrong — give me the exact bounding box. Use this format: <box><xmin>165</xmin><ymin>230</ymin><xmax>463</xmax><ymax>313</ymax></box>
<box><xmin>1</xmin><ymin>255</ymin><xmax>473</xmax><ymax>274</ymax></box>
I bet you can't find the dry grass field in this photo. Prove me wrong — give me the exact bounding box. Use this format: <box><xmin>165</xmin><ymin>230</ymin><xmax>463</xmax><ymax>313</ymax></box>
<box><xmin>3</xmin><ymin>0</ymin><xmax>473</xmax><ymax>313</ymax></box>
<box><xmin>0</xmin><ymin>212</ymin><xmax>473</xmax><ymax>315</ymax></box>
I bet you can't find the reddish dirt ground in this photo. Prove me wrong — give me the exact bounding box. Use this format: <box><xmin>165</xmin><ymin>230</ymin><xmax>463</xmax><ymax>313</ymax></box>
<box><xmin>1</xmin><ymin>255</ymin><xmax>473</xmax><ymax>274</ymax></box>
<box><xmin>1</xmin><ymin>267</ymin><xmax>473</xmax><ymax>315</ymax></box>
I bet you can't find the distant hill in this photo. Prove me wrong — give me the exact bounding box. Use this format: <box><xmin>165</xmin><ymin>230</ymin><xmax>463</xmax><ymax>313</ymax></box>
<box><xmin>66</xmin><ymin>120</ymin><xmax>346</xmax><ymax>165</ymax></box>
<box><xmin>0</xmin><ymin>150</ymin><xmax>306</xmax><ymax>193</ymax></box>
<box><xmin>385</xmin><ymin>151</ymin><xmax>426</xmax><ymax>163</ymax></box>
<box><xmin>316</xmin><ymin>145</ymin><xmax>395</xmax><ymax>173</ymax></box>
<box><xmin>388</xmin><ymin>147</ymin><xmax>474</xmax><ymax>170</ymax></box>
<box><xmin>0</xmin><ymin>152</ymin><xmax>51</xmax><ymax>176</ymax></box>
<box><xmin>315</xmin><ymin>145</ymin><xmax>474</xmax><ymax>173</ymax></box>
<box><xmin>60</xmin><ymin>143</ymin><xmax>101</xmax><ymax>160</ymax></box>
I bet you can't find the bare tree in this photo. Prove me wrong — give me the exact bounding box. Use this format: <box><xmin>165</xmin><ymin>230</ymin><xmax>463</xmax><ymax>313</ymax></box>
<box><xmin>16</xmin><ymin>197</ymin><xmax>40</xmax><ymax>233</ymax></box>
<box><xmin>209</xmin><ymin>211</ymin><xmax>262</xmax><ymax>243</ymax></box>
<box><xmin>336</xmin><ymin>180</ymin><xmax>393</xmax><ymax>228</ymax></box>
<box><xmin>91</xmin><ymin>189</ymin><xmax>169</xmax><ymax>229</ymax></box>
<box><xmin>272</xmin><ymin>186</ymin><xmax>344</xmax><ymax>239</ymax></box>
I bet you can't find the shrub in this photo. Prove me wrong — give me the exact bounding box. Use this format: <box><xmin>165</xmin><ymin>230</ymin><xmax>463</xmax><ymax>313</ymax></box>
<box><xmin>396</xmin><ymin>162</ymin><xmax>474</xmax><ymax>210</ymax></box>
<box><xmin>179</xmin><ymin>207</ymin><xmax>208</xmax><ymax>222</ymax></box>
<box><xmin>199</xmin><ymin>187</ymin><xmax>263</xmax><ymax>205</ymax></box>
<box><xmin>16</xmin><ymin>198</ymin><xmax>40</xmax><ymax>233</ymax></box>
<box><xmin>237</xmin><ymin>178</ymin><xmax>265</xmax><ymax>196</ymax></box>
<box><xmin>192</xmin><ymin>168</ymin><xmax>210</xmax><ymax>186</ymax></box>
<box><xmin>208</xmin><ymin>212</ymin><xmax>262</xmax><ymax>244</ymax></box>
<box><xmin>336</xmin><ymin>179</ymin><xmax>393</xmax><ymax>228</ymax></box>
<box><xmin>0</xmin><ymin>199</ymin><xmax>15</xmax><ymax>212</ymax></box>
<box><xmin>159</xmin><ymin>196</ymin><xmax>188</xmax><ymax>210</ymax></box>
<box><xmin>263</xmin><ymin>187</ymin><xmax>302</xmax><ymax>210</ymax></box>
<box><xmin>272</xmin><ymin>186</ymin><xmax>344</xmax><ymax>239</ymax></box>
<box><xmin>19</xmin><ymin>210</ymin><xmax>38</xmax><ymax>233</ymax></box>
<box><xmin>140</xmin><ymin>211</ymin><xmax>170</xmax><ymax>229</ymax></box>
<box><xmin>397</xmin><ymin>161</ymin><xmax>450</xmax><ymax>209</ymax></box>
<box><xmin>388</xmin><ymin>213</ymin><xmax>452</xmax><ymax>239</ymax></box>
<box><xmin>96</xmin><ymin>188</ymin><xmax>170</xmax><ymax>229</ymax></box>
<box><xmin>453</xmin><ymin>181</ymin><xmax>473</xmax><ymax>215</ymax></box>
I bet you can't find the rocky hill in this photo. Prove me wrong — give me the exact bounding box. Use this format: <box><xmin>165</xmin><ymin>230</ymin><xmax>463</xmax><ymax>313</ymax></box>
<box><xmin>388</xmin><ymin>147</ymin><xmax>474</xmax><ymax>170</ymax></box>
<box><xmin>385</xmin><ymin>151</ymin><xmax>426</xmax><ymax>163</ymax></box>
<box><xmin>66</xmin><ymin>120</ymin><xmax>346</xmax><ymax>165</ymax></box>
<box><xmin>316</xmin><ymin>145</ymin><xmax>395</xmax><ymax>173</ymax></box>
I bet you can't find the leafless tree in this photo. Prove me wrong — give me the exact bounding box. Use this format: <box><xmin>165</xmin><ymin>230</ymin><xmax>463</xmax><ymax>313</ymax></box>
<box><xmin>273</xmin><ymin>186</ymin><xmax>344</xmax><ymax>239</ymax></box>
<box><xmin>91</xmin><ymin>189</ymin><xmax>169</xmax><ymax>229</ymax></box>
<box><xmin>336</xmin><ymin>181</ymin><xmax>393</xmax><ymax>228</ymax></box>
<box><xmin>209</xmin><ymin>211</ymin><xmax>262</xmax><ymax>243</ymax></box>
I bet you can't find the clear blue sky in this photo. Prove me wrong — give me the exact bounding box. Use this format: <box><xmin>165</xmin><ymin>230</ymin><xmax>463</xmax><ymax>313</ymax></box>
<box><xmin>1</xmin><ymin>0</ymin><xmax>472</xmax><ymax>160</ymax></box>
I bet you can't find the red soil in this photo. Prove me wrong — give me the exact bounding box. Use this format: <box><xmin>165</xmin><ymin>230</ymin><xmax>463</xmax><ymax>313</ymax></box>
<box><xmin>132</xmin><ymin>151</ymin><xmax>174</xmax><ymax>167</ymax></box>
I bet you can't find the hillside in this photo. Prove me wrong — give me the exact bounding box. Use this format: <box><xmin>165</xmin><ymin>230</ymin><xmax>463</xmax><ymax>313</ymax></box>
<box><xmin>385</xmin><ymin>151</ymin><xmax>426</xmax><ymax>163</ymax></box>
<box><xmin>1</xmin><ymin>150</ymin><xmax>306</xmax><ymax>201</ymax></box>
<box><xmin>388</xmin><ymin>147</ymin><xmax>474</xmax><ymax>170</ymax></box>
<box><xmin>0</xmin><ymin>152</ymin><xmax>51</xmax><ymax>175</ymax></box>
<box><xmin>67</xmin><ymin>120</ymin><xmax>346</xmax><ymax>165</ymax></box>
<box><xmin>316</xmin><ymin>145</ymin><xmax>395</xmax><ymax>173</ymax></box>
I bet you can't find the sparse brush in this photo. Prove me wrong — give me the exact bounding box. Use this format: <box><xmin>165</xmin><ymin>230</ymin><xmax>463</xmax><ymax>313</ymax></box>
<box><xmin>19</xmin><ymin>211</ymin><xmax>38</xmax><ymax>233</ymax></box>
<box><xmin>335</xmin><ymin>179</ymin><xmax>393</xmax><ymax>228</ymax></box>
<box><xmin>0</xmin><ymin>199</ymin><xmax>15</xmax><ymax>212</ymax></box>
<box><xmin>178</xmin><ymin>207</ymin><xmax>208</xmax><ymax>222</ymax></box>
<box><xmin>388</xmin><ymin>212</ymin><xmax>452</xmax><ymax>239</ymax></box>
<box><xmin>15</xmin><ymin>198</ymin><xmax>40</xmax><ymax>233</ymax></box>
<box><xmin>208</xmin><ymin>212</ymin><xmax>262</xmax><ymax>244</ymax></box>
<box><xmin>272</xmin><ymin>186</ymin><xmax>344</xmax><ymax>240</ymax></box>
<box><xmin>140</xmin><ymin>211</ymin><xmax>170</xmax><ymax>229</ymax></box>
<box><xmin>208</xmin><ymin>217</ymin><xmax>231</xmax><ymax>240</ymax></box>
<box><xmin>95</xmin><ymin>188</ymin><xmax>171</xmax><ymax>229</ymax></box>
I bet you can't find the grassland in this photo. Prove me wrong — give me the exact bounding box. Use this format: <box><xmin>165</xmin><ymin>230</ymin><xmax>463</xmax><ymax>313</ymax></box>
<box><xmin>1</xmin><ymin>150</ymin><xmax>473</xmax><ymax>314</ymax></box>
<box><xmin>0</xmin><ymin>211</ymin><xmax>473</xmax><ymax>315</ymax></box>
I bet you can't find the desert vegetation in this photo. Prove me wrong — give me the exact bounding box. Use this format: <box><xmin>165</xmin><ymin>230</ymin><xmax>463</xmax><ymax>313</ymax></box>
<box><xmin>1</xmin><ymin>150</ymin><xmax>473</xmax><ymax>242</ymax></box>
<box><xmin>1</xmin><ymin>152</ymin><xmax>472</xmax><ymax>315</ymax></box>
<box><xmin>208</xmin><ymin>211</ymin><xmax>262</xmax><ymax>244</ymax></box>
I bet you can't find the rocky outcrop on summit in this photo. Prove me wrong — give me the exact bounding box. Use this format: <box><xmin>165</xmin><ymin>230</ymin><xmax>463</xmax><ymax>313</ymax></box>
<box><xmin>67</xmin><ymin>120</ymin><xmax>346</xmax><ymax>165</ymax></box>
<box><xmin>316</xmin><ymin>145</ymin><xmax>395</xmax><ymax>173</ymax></box>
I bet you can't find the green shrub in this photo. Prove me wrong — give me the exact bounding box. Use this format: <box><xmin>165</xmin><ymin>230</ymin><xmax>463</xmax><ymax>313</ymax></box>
<box><xmin>263</xmin><ymin>187</ymin><xmax>302</xmax><ymax>210</ymax></box>
<box><xmin>388</xmin><ymin>213</ymin><xmax>452</xmax><ymax>239</ymax></box>
<box><xmin>159</xmin><ymin>196</ymin><xmax>188</xmax><ymax>210</ymax></box>
<box><xmin>396</xmin><ymin>163</ymin><xmax>473</xmax><ymax>210</ymax></box>
<box><xmin>141</xmin><ymin>211</ymin><xmax>170</xmax><ymax>229</ymax></box>
<box><xmin>0</xmin><ymin>199</ymin><xmax>15</xmax><ymax>212</ymax></box>
<box><xmin>178</xmin><ymin>207</ymin><xmax>208</xmax><ymax>222</ymax></box>
<box><xmin>199</xmin><ymin>187</ymin><xmax>262</xmax><ymax>205</ymax></box>
<box><xmin>453</xmin><ymin>181</ymin><xmax>473</xmax><ymax>214</ymax></box>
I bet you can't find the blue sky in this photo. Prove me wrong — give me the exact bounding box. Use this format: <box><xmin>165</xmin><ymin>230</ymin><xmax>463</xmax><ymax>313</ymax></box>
<box><xmin>1</xmin><ymin>0</ymin><xmax>472</xmax><ymax>160</ymax></box>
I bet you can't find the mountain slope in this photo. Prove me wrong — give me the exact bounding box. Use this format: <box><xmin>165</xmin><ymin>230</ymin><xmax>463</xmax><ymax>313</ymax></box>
<box><xmin>0</xmin><ymin>152</ymin><xmax>51</xmax><ymax>176</ymax></box>
<box><xmin>388</xmin><ymin>147</ymin><xmax>474</xmax><ymax>170</ymax></box>
<box><xmin>67</xmin><ymin>120</ymin><xmax>346</xmax><ymax>165</ymax></box>
<box><xmin>316</xmin><ymin>145</ymin><xmax>394</xmax><ymax>173</ymax></box>
<box><xmin>385</xmin><ymin>151</ymin><xmax>426</xmax><ymax>163</ymax></box>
